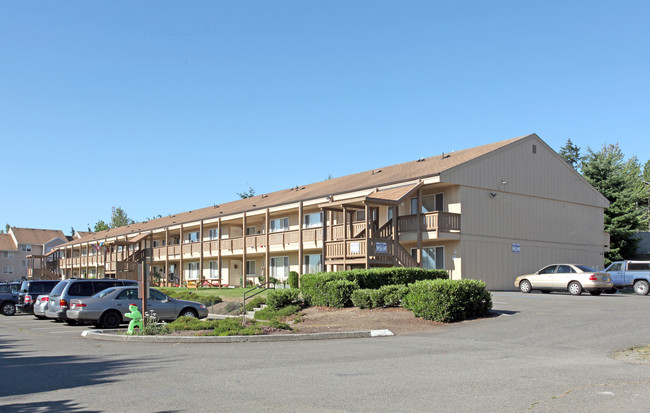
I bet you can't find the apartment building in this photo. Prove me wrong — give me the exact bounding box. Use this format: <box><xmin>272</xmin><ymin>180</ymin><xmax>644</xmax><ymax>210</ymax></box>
<box><xmin>43</xmin><ymin>134</ymin><xmax>610</xmax><ymax>290</ymax></box>
<box><xmin>0</xmin><ymin>227</ymin><xmax>68</xmax><ymax>282</ymax></box>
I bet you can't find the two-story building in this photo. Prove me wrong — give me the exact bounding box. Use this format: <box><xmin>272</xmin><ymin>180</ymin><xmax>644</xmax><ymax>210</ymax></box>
<box><xmin>0</xmin><ymin>227</ymin><xmax>68</xmax><ymax>282</ymax></box>
<box><xmin>43</xmin><ymin>134</ymin><xmax>610</xmax><ymax>290</ymax></box>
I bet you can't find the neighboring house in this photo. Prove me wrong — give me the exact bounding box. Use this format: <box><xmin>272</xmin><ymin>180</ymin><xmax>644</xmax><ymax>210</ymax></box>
<box><xmin>46</xmin><ymin>134</ymin><xmax>610</xmax><ymax>290</ymax></box>
<box><xmin>0</xmin><ymin>227</ymin><xmax>68</xmax><ymax>282</ymax></box>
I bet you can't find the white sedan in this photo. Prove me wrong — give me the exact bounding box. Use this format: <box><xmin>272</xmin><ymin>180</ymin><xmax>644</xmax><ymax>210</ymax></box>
<box><xmin>515</xmin><ymin>264</ymin><xmax>612</xmax><ymax>296</ymax></box>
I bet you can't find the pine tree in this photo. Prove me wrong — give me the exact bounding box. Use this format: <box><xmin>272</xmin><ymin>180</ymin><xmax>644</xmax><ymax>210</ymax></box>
<box><xmin>582</xmin><ymin>144</ymin><xmax>649</xmax><ymax>264</ymax></box>
<box><xmin>558</xmin><ymin>139</ymin><xmax>582</xmax><ymax>170</ymax></box>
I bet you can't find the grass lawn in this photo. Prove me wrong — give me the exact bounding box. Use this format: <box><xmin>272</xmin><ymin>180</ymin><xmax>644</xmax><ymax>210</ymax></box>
<box><xmin>158</xmin><ymin>286</ymin><xmax>268</xmax><ymax>300</ymax></box>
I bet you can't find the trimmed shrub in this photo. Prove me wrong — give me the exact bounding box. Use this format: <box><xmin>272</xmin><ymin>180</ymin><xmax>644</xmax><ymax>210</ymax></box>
<box><xmin>325</xmin><ymin>279</ymin><xmax>358</xmax><ymax>308</ymax></box>
<box><xmin>301</xmin><ymin>268</ymin><xmax>446</xmax><ymax>307</ymax></box>
<box><xmin>244</xmin><ymin>296</ymin><xmax>266</xmax><ymax>311</ymax></box>
<box><xmin>159</xmin><ymin>289</ymin><xmax>223</xmax><ymax>307</ymax></box>
<box><xmin>288</xmin><ymin>271</ymin><xmax>299</xmax><ymax>289</ymax></box>
<box><xmin>254</xmin><ymin>304</ymin><xmax>301</xmax><ymax>320</ymax></box>
<box><xmin>372</xmin><ymin>284</ymin><xmax>409</xmax><ymax>308</ymax></box>
<box><xmin>402</xmin><ymin>279</ymin><xmax>492</xmax><ymax>323</ymax></box>
<box><xmin>351</xmin><ymin>289</ymin><xmax>374</xmax><ymax>309</ymax></box>
<box><xmin>266</xmin><ymin>288</ymin><xmax>301</xmax><ymax>310</ymax></box>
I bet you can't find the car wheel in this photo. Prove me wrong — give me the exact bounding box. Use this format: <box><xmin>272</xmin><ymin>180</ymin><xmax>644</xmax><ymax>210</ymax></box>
<box><xmin>634</xmin><ymin>280</ymin><xmax>649</xmax><ymax>296</ymax></box>
<box><xmin>568</xmin><ymin>281</ymin><xmax>583</xmax><ymax>295</ymax></box>
<box><xmin>519</xmin><ymin>280</ymin><xmax>532</xmax><ymax>294</ymax></box>
<box><xmin>100</xmin><ymin>311</ymin><xmax>122</xmax><ymax>329</ymax></box>
<box><xmin>540</xmin><ymin>290</ymin><xmax>551</xmax><ymax>294</ymax></box>
<box><xmin>92</xmin><ymin>322</ymin><xmax>102</xmax><ymax>328</ymax></box>
<box><xmin>605</xmin><ymin>288</ymin><xmax>617</xmax><ymax>294</ymax></box>
<box><xmin>179</xmin><ymin>308</ymin><xmax>198</xmax><ymax>318</ymax></box>
<box><xmin>589</xmin><ymin>290</ymin><xmax>602</xmax><ymax>296</ymax></box>
<box><xmin>1</xmin><ymin>301</ymin><xmax>16</xmax><ymax>316</ymax></box>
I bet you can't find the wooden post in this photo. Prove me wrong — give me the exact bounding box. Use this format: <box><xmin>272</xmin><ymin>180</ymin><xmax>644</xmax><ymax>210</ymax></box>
<box><xmin>298</xmin><ymin>201</ymin><xmax>303</xmax><ymax>277</ymax></box>
<box><xmin>392</xmin><ymin>206</ymin><xmax>399</xmax><ymax>266</ymax></box>
<box><xmin>218</xmin><ymin>217</ymin><xmax>222</xmax><ymax>287</ymax></box>
<box><xmin>321</xmin><ymin>208</ymin><xmax>328</xmax><ymax>272</ymax></box>
<box><xmin>179</xmin><ymin>226</ymin><xmax>184</xmax><ymax>287</ymax></box>
<box><xmin>365</xmin><ymin>203</ymin><xmax>370</xmax><ymax>269</ymax></box>
<box><xmin>242</xmin><ymin>212</ymin><xmax>247</xmax><ymax>287</ymax></box>
<box><xmin>199</xmin><ymin>220</ymin><xmax>204</xmax><ymax>285</ymax></box>
<box><xmin>165</xmin><ymin>228</ymin><xmax>169</xmax><ymax>287</ymax></box>
<box><xmin>265</xmin><ymin>209</ymin><xmax>270</xmax><ymax>284</ymax></box>
<box><xmin>417</xmin><ymin>187</ymin><xmax>423</xmax><ymax>267</ymax></box>
<box><xmin>342</xmin><ymin>206</ymin><xmax>348</xmax><ymax>269</ymax></box>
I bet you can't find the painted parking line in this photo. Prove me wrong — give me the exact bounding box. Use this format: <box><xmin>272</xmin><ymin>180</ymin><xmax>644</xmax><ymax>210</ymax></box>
<box><xmin>50</xmin><ymin>330</ymin><xmax>86</xmax><ymax>334</ymax></box>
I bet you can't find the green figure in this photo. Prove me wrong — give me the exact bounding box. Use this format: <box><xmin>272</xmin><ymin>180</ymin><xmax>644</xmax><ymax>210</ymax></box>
<box><xmin>125</xmin><ymin>303</ymin><xmax>143</xmax><ymax>334</ymax></box>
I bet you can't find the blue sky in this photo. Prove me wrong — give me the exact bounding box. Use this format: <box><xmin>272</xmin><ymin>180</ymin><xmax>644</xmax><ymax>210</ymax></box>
<box><xmin>1</xmin><ymin>1</ymin><xmax>648</xmax><ymax>234</ymax></box>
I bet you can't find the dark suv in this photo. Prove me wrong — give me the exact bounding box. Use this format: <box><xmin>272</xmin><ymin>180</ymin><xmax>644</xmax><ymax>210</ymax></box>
<box><xmin>45</xmin><ymin>278</ymin><xmax>138</xmax><ymax>324</ymax></box>
<box><xmin>16</xmin><ymin>280</ymin><xmax>61</xmax><ymax>314</ymax></box>
<box><xmin>0</xmin><ymin>282</ymin><xmax>21</xmax><ymax>316</ymax></box>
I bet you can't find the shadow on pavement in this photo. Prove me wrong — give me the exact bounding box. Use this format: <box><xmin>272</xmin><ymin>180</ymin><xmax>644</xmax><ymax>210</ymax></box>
<box><xmin>0</xmin><ymin>399</ymin><xmax>101</xmax><ymax>413</ymax></box>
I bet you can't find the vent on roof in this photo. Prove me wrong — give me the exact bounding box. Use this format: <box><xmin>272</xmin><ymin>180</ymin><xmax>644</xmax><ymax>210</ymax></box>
<box><xmin>372</xmin><ymin>169</ymin><xmax>382</xmax><ymax>175</ymax></box>
<box><xmin>416</xmin><ymin>157</ymin><xmax>426</xmax><ymax>162</ymax></box>
<box><xmin>441</xmin><ymin>152</ymin><xmax>450</xmax><ymax>159</ymax></box>
<box><xmin>262</xmin><ymin>194</ymin><xmax>268</xmax><ymax>198</ymax></box>
<box><xmin>214</xmin><ymin>204</ymin><xmax>219</xmax><ymax>208</ymax></box>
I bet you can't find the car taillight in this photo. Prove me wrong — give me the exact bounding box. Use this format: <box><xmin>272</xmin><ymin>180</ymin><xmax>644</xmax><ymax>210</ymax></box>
<box><xmin>589</xmin><ymin>275</ymin><xmax>598</xmax><ymax>281</ymax></box>
<box><xmin>71</xmin><ymin>303</ymin><xmax>87</xmax><ymax>309</ymax></box>
<box><xmin>60</xmin><ymin>299</ymin><xmax>68</xmax><ymax>309</ymax></box>
<box><xmin>41</xmin><ymin>296</ymin><xmax>49</xmax><ymax>302</ymax></box>
<box><xmin>25</xmin><ymin>295</ymin><xmax>33</xmax><ymax>304</ymax></box>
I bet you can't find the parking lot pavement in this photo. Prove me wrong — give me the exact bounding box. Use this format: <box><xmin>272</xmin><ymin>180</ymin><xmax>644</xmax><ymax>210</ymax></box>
<box><xmin>1</xmin><ymin>291</ymin><xmax>650</xmax><ymax>412</ymax></box>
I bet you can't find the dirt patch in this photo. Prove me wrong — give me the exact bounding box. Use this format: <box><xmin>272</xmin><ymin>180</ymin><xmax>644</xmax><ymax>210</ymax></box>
<box><xmin>614</xmin><ymin>346</ymin><xmax>650</xmax><ymax>364</ymax></box>
<box><xmin>290</xmin><ymin>306</ymin><xmax>443</xmax><ymax>335</ymax></box>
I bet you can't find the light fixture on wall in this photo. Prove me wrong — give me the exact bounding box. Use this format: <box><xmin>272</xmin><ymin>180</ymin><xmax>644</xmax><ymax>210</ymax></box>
<box><xmin>489</xmin><ymin>192</ymin><xmax>497</xmax><ymax>198</ymax></box>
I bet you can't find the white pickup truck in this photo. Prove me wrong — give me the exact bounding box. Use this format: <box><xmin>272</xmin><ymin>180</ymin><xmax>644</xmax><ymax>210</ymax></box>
<box><xmin>605</xmin><ymin>261</ymin><xmax>650</xmax><ymax>295</ymax></box>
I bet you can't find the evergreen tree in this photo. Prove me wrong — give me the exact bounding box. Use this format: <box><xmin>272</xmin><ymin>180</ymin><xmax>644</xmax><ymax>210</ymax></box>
<box><xmin>110</xmin><ymin>206</ymin><xmax>134</xmax><ymax>228</ymax></box>
<box><xmin>237</xmin><ymin>186</ymin><xmax>256</xmax><ymax>199</ymax></box>
<box><xmin>582</xmin><ymin>144</ymin><xmax>649</xmax><ymax>264</ymax></box>
<box><xmin>558</xmin><ymin>139</ymin><xmax>582</xmax><ymax>170</ymax></box>
<box><xmin>94</xmin><ymin>220</ymin><xmax>110</xmax><ymax>232</ymax></box>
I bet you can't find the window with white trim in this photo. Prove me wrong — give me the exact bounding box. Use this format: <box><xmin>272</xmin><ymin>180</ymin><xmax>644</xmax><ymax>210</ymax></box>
<box><xmin>22</xmin><ymin>259</ymin><xmax>27</xmax><ymax>267</ymax></box>
<box><xmin>153</xmin><ymin>240</ymin><xmax>161</xmax><ymax>248</ymax></box>
<box><xmin>185</xmin><ymin>231</ymin><xmax>199</xmax><ymax>243</ymax></box>
<box><xmin>21</xmin><ymin>244</ymin><xmax>32</xmax><ymax>252</ymax></box>
<box><xmin>354</xmin><ymin>210</ymin><xmax>365</xmax><ymax>221</ymax></box>
<box><xmin>82</xmin><ymin>248</ymin><xmax>87</xmax><ymax>257</ymax></box>
<box><xmin>2</xmin><ymin>266</ymin><xmax>13</xmax><ymax>274</ymax></box>
<box><xmin>422</xmin><ymin>193</ymin><xmax>444</xmax><ymax>212</ymax></box>
<box><xmin>2</xmin><ymin>252</ymin><xmax>13</xmax><ymax>258</ymax></box>
<box><xmin>411</xmin><ymin>247</ymin><xmax>444</xmax><ymax>270</ymax></box>
<box><xmin>246</xmin><ymin>260</ymin><xmax>256</xmax><ymax>276</ymax></box>
<box><xmin>246</xmin><ymin>226</ymin><xmax>256</xmax><ymax>235</ymax></box>
<box><xmin>209</xmin><ymin>261</ymin><xmax>219</xmax><ymax>278</ymax></box>
<box><xmin>270</xmin><ymin>218</ymin><xmax>289</xmax><ymax>233</ymax></box>
<box><xmin>208</xmin><ymin>228</ymin><xmax>219</xmax><ymax>240</ymax></box>
<box><xmin>303</xmin><ymin>212</ymin><xmax>322</xmax><ymax>229</ymax></box>
<box><xmin>304</xmin><ymin>254</ymin><xmax>322</xmax><ymax>274</ymax></box>
<box><xmin>186</xmin><ymin>262</ymin><xmax>200</xmax><ymax>280</ymax></box>
<box><xmin>270</xmin><ymin>256</ymin><xmax>289</xmax><ymax>279</ymax></box>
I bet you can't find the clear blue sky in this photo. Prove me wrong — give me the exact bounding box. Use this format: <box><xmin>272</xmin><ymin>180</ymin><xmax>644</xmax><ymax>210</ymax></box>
<box><xmin>1</xmin><ymin>1</ymin><xmax>648</xmax><ymax>234</ymax></box>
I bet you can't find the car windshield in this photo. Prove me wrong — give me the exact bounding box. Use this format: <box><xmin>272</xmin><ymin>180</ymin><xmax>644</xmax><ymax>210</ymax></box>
<box><xmin>48</xmin><ymin>281</ymin><xmax>67</xmax><ymax>297</ymax></box>
<box><xmin>20</xmin><ymin>281</ymin><xmax>29</xmax><ymax>293</ymax></box>
<box><xmin>575</xmin><ymin>265</ymin><xmax>596</xmax><ymax>272</ymax></box>
<box><xmin>93</xmin><ymin>288</ymin><xmax>117</xmax><ymax>298</ymax></box>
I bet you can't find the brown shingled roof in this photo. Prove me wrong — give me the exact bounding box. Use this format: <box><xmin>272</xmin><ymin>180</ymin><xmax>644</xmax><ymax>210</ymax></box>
<box><xmin>10</xmin><ymin>227</ymin><xmax>68</xmax><ymax>245</ymax></box>
<box><xmin>59</xmin><ymin>134</ymin><xmax>532</xmax><ymax>247</ymax></box>
<box><xmin>0</xmin><ymin>234</ymin><xmax>17</xmax><ymax>251</ymax></box>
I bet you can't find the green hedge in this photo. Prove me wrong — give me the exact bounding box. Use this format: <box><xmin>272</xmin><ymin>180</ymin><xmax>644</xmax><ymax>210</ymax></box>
<box><xmin>288</xmin><ymin>271</ymin><xmax>299</xmax><ymax>289</ymax></box>
<box><xmin>351</xmin><ymin>289</ymin><xmax>373</xmax><ymax>309</ymax></box>
<box><xmin>159</xmin><ymin>289</ymin><xmax>223</xmax><ymax>307</ymax></box>
<box><xmin>351</xmin><ymin>284</ymin><xmax>409</xmax><ymax>309</ymax></box>
<box><xmin>266</xmin><ymin>288</ymin><xmax>301</xmax><ymax>310</ymax></box>
<box><xmin>244</xmin><ymin>296</ymin><xmax>266</xmax><ymax>311</ymax></box>
<box><xmin>301</xmin><ymin>268</ymin><xmax>446</xmax><ymax>307</ymax></box>
<box><xmin>402</xmin><ymin>279</ymin><xmax>492</xmax><ymax>322</ymax></box>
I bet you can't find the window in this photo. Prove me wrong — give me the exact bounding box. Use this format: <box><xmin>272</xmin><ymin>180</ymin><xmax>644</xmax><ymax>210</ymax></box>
<box><xmin>89</xmin><ymin>268</ymin><xmax>96</xmax><ymax>278</ymax></box>
<box><xmin>411</xmin><ymin>247</ymin><xmax>444</xmax><ymax>270</ymax></box>
<box><xmin>186</xmin><ymin>262</ymin><xmax>200</xmax><ymax>280</ymax></box>
<box><xmin>150</xmin><ymin>289</ymin><xmax>167</xmax><ymax>301</ymax></box>
<box><xmin>153</xmin><ymin>240</ymin><xmax>160</xmax><ymax>248</ymax></box>
<box><xmin>422</xmin><ymin>193</ymin><xmax>444</xmax><ymax>212</ymax></box>
<box><xmin>82</xmin><ymin>248</ymin><xmax>87</xmax><ymax>257</ymax></box>
<box><xmin>387</xmin><ymin>207</ymin><xmax>393</xmax><ymax>221</ymax></box>
<box><xmin>246</xmin><ymin>260</ymin><xmax>256</xmax><ymax>276</ymax></box>
<box><xmin>629</xmin><ymin>262</ymin><xmax>650</xmax><ymax>271</ymax></box>
<box><xmin>557</xmin><ymin>265</ymin><xmax>575</xmax><ymax>274</ymax></box>
<box><xmin>3</xmin><ymin>251</ymin><xmax>13</xmax><ymax>258</ymax></box>
<box><xmin>354</xmin><ymin>210</ymin><xmax>365</xmax><ymax>221</ymax></box>
<box><xmin>608</xmin><ymin>263</ymin><xmax>622</xmax><ymax>272</ymax></box>
<box><xmin>270</xmin><ymin>218</ymin><xmax>289</xmax><ymax>233</ymax></box>
<box><xmin>270</xmin><ymin>256</ymin><xmax>289</xmax><ymax>279</ymax></box>
<box><xmin>2</xmin><ymin>266</ymin><xmax>13</xmax><ymax>274</ymax></box>
<box><xmin>410</xmin><ymin>198</ymin><xmax>418</xmax><ymax>215</ymax></box>
<box><xmin>246</xmin><ymin>226</ymin><xmax>256</xmax><ymax>235</ymax></box>
<box><xmin>185</xmin><ymin>231</ymin><xmax>199</xmax><ymax>243</ymax></box>
<box><xmin>22</xmin><ymin>259</ymin><xmax>27</xmax><ymax>267</ymax></box>
<box><xmin>304</xmin><ymin>212</ymin><xmax>322</xmax><ymax>229</ymax></box>
<box><xmin>21</xmin><ymin>244</ymin><xmax>32</xmax><ymax>252</ymax></box>
<box><xmin>304</xmin><ymin>254</ymin><xmax>322</xmax><ymax>274</ymax></box>
<box><xmin>208</xmin><ymin>228</ymin><xmax>219</xmax><ymax>240</ymax></box>
<box><xmin>117</xmin><ymin>288</ymin><xmax>138</xmax><ymax>300</ymax></box>
<box><xmin>209</xmin><ymin>261</ymin><xmax>219</xmax><ymax>278</ymax></box>
<box><xmin>539</xmin><ymin>265</ymin><xmax>558</xmax><ymax>274</ymax></box>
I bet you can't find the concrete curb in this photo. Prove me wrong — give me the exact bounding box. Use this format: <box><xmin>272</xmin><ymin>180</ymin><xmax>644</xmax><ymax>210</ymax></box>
<box><xmin>81</xmin><ymin>328</ymin><xmax>395</xmax><ymax>343</ymax></box>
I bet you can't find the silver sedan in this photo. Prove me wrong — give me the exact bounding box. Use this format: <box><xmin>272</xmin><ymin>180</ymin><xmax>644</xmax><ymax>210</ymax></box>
<box><xmin>66</xmin><ymin>286</ymin><xmax>208</xmax><ymax>328</ymax></box>
<box><xmin>515</xmin><ymin>264</ymin><xmax>612</xmax><ymax>296</ymax></box>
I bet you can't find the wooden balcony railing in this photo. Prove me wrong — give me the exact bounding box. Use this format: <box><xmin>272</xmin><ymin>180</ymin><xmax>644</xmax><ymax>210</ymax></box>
<box><xmin>398</xmin><ymin>212</ymin><xmax>461</xmax><ymax>233</ymax></box>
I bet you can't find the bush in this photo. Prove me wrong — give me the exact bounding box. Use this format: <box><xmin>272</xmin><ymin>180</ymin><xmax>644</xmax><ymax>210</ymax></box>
<box><xmin>351</xmin><ymin>289</ymin><xmax>374</xmax><ymax>309</ymax></box>
<box><xmin>373</xmin><ymin>284</ymin><xmax>409</xmax><ymax>308</ymax></box>
<box><xmin>266</xmin><ymin>288</ymin><xmax>301</xmax><ymax>310</ymax></box>
<box><xmin>288</xmin><ymin>271</ymin><xmax>299</xmax><ymax>289</ymax></box>
<box><xmin>207</xmin><ymin>317</ymin><xmax>262</xmax><ymax>336</ymax></box>
<box><xmin>402</xmin><ymin>279</ymin><xmax>492</xmax><ymax>323</ymax></box>
<box><xmin>325</xmin><ymin>279</ymin><xmax>358</xmax><ymax>308</ymax></box>
<box><xmin>244</xmin><ymin>296</ymin><xmax>266</xmax><ymax>311</ymax></box>
<box><xmin>301</xmin><ymin>268</ymin><xmax>446</xmax><ymax>307</ymax></box>
<box><xmin>254</xmin><ymin>304</ymin><xmax>301</xmax><ymax>320</ymax></box>
<box><xmin>166</xmin><ymin>316</ymin><xmax>221</xmax><ymax>332</ymax></box>
<box><xmin>224</xmin><ymin>301</ymin><xmax>243</xmax><ymax>313</ymax></box>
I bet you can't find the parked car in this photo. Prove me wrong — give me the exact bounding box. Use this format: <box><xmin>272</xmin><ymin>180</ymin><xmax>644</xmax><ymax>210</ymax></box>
<box><xmin>45</xmin><ymin>278</ymin><xmax>138</xmax><ymax>324</ymax></box>
<box><xmin>67</xmin><ymin>286</ymin><xmax>208</xmax><ymax>328</ymax></box>
<box><xmin>0</xmin><ymin>282</ymin><xmax>21</xmax><ymax>316</ymax></box>
<box><xmin>605</xmin><ymin>261</ymin><xmax>650</xmax><ymax>295</ymax></box>
<box><xmin>515</xmin><ymin>264</ymin><xmax>612</xmax><ymax>295</ymax></box>
<box><xmin>33</xmin><ymin>295</ymin><xmax>50</xmax><ymax>319</ymax></box>
<box><xmin>16</xmin><ymin>280</ymin><xmax>60</xmax><ymax>314</ymax></box>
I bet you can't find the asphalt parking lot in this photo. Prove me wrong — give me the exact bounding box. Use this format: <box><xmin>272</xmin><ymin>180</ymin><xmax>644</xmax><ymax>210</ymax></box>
<box><xmin>1</xmin><ymin>291</ymin><xmax>650</xmax><ymax>412</ymax></box>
